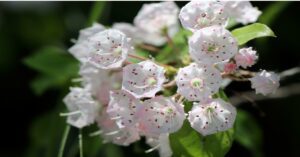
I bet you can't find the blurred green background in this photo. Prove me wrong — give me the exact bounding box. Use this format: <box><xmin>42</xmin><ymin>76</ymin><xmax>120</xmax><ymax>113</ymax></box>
<box><xmin>0</xmin><ymin>1</ymin><xmax>300</xmax><ymax>157</ymax></box>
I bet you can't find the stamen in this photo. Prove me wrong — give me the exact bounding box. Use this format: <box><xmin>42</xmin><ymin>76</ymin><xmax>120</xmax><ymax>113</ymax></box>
<box><xmin>145</xmin><ymin>144</ymin><xmax>160</xmax><ymax>153</ymax></box>
<box><xmin>60</xmin><ymin>111</ymin><xmax>81</xmax><ymax>117</ymax></box>
<box><xmin>89</xmin><ymin>130</ymin><xmax>103</xmax><ymax>137</ymax></box>
<box><xmin>105</xmin><ymin>130</ymin><xmax>120</xmax><ymax>136</ymax></box>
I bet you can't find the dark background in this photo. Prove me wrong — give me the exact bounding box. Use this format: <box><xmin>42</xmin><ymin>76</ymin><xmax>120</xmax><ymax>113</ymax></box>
<box><xmin>0</xmin><ymin>1</ymin><xmax>299</xmax><ymax>157</ymax></box>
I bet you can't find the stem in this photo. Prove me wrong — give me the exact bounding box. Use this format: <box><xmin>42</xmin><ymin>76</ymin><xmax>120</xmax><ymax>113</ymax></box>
<box><xmin>79</xmin><ymin>129</ymin><xmax>83</xmax><ymax>157</ymax></box>
<box><xmin>138</xmin><ymin>44</ymin><xmax>160</xmax><ymax>52</ymax></box>
<box><xmin>163</xmin><ymin>80</ymin><xmax>176</xmax><ymax>88</ymax></box>
<box><xmin>128</xmin><ymin>53</ymin><xmax>148</xmax><ymax>61</ymax></box>
<box><xmin>57</xmin><ymin>125</ymin><xmax>71</xmax><ymax>157</ymax></box>
<box><xmin>87</xmin><ymin>1</ymin><xmax>106</xmax><ymax>26</ymax></box>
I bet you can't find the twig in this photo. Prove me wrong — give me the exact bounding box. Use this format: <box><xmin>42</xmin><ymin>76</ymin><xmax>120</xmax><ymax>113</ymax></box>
<box><xmin>138</xmin><ymin>44</ymin><xmax>160</xmax><ymax>52</ymax></box>
<box><xmin>163</xmin><ymin>80</ymin><xmax>176</xmax><ymax>88</ymax></box>
<box><xmin>229</xmin><ymin>83</ymin><xmax>300</xmax><ymax>106</ymax></box>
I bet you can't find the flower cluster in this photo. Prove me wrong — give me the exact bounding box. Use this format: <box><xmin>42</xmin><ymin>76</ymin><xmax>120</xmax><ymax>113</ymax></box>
<box><xmin>62</xmin><ymin>1</ymin><xmax>279</xmax><ymax>157</ymax></box>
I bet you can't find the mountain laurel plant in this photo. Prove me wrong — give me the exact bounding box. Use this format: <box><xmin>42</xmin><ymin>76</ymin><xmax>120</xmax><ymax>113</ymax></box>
<box><xmin>25</xmin><ymin>1</ymin><xmax>280</xmax><ymax>157</ymax></box>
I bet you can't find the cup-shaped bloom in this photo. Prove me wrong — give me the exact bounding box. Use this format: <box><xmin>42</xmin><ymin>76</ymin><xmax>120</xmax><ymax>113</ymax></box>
<box><xmin>122</xmin><ymin>60</ymin><xmax>166</xmax><ymax>98</ymax></box>
<box><xmin>63</xmin><ymin>87</ymin><xmax>98</xmax><ymax>128</ymax></box>
<box><xmin>175</xmin><ymin>63</ymin><xmax>222</xmax><ymax>101</ymax></box>
<box><xmin>249</xmin><ymin>70</ymin><xmax>280</xmax><ymax>95</ymax></box>
<box><xmin>179</xmin><ymin>1</ymin><xmax>228</xmax><ymax>32</ymax></box>
<box><xmin>87</xmin><ymin>29</ymin><xmax>132</xmax><ymax>69</ymax></box>
<box><xmin>134</xmin><ymin>2</ymin><xmax>179</xmax><ymax>46</ymax></box>
<box><xmin>137</xmin><ymin>96</ymin><xmax>185</xmax><ymax>136</ymax></box>
<box><xmin>223</xmin><ymin>1</ymin><xmax>261</xmax><ymax>25</ymax></box>
<box><xmin>188</xmin><ymin>98</ymin><xmax>236</xmax><ymax>136</ymax></box>
<box><xmin>107</xmin><ymin>90</ymin><xmax>141</xmax><ymax>128</ymax></box>
<box><xmin>189</xmin><ymin>26</ymin><xmax>238</xmax><ymax>64</ymax></box>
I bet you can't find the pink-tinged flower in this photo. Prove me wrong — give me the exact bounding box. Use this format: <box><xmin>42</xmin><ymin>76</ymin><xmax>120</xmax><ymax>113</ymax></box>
<box><xmin>224</xmin><ymin>62</ymin><xmax>237</xmax><ymax>74</ymax></box>
<box><xmin>223</xmin><ymin>1</ymin><xmax>261</xmax><ymax>25</ymax></box>
<box><xmin>137</xmin><ymin>96</ymin><xmax>185</xmax><ymax>136</ymax></box>
<box><xmin>134</xmin><ymin>1</ymin><xmax>179</xmax><ymax>46</ymax></box>
<box><xmin>179</xmin><ymin>1</ymin><xmax>228</xmax><ymax>32</ymax></box>
<box><xmin>87</xmin><ymin>29</ymin><xmax>132</xmax><ymax>69</ymax></box>
<box><xmin>79</xmin><ymin>63</ymin><xmax>122</xmax><ymax>106</ymax></box>
<box><xmin>107</xmin><ymin>90</ymin><xmax>141</xmax><ymax>128</ymax></box>
<box><xmin>63</xmin><ymin>87</ymin><xmax>98</xmax><ymax>128</ymax></box>
<box><xmin>146</xmin><ymin>134</ymin><xmax>172</xmax><ymax>157</ymax></box>
<box><xmin>235</xmin><ymin>47</ymin><xmax>258</xmax><ymax>68</ymax></box>
<box><xmin>68</xmin><ymin>23</ymin><xmax>106</xmax><ymax>62</ymax></box>
<box><xmin>189</xmin><ymin>26</ymin><xmax>238</xmax><ymax>64</ymax></box>
<box><xmin>188</xmin><ymin>98</ymin><xmax>236</xmax><ymax>136</ymax></box>
<box><xmin>96</xmin><ymin>109</ymin><xmax>140</xmax><ymax>146</ymax></box>
<box><xmin>122</xmin><ymin>60</ymin><xmax>166</xmax><ymax>98</ymax></box>
<box><xmin>249</xmin><ymin>70</ymin><xmax>280</xmax><ymax>95</ymax></box>
<box><xmin>175</xmin><ymin>63</ymin><xmax>222</xmax><ymax>101</ymax></box>
<box><xmin>112</xmin><ymin>22</ymin><xmax>143</xmax><ymax>45</ymax></box>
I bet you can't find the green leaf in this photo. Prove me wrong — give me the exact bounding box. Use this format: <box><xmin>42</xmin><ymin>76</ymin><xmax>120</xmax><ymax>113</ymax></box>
<box><xmin>170</xmin><ymin>120</ymin><xmax>234</xmax><ymax>157</ymax></box>
<box><xmin>235</xmin><ymin>110</ymin><xmax>263</xmax><ymax>157</ymax></box>
<box><xmin>24</xmin><ymin>46</ymin><xmax>79</xmax><ymax>95</ymax></box>
<box><xmin>231</xmin><ymin>23</ymin><xmax>276</xmax><ymax>45</ymax></box>
<box><xmin>24</xmin><ymin>46</ymin><xmax>78</xmax><ymax>76</ymax></box>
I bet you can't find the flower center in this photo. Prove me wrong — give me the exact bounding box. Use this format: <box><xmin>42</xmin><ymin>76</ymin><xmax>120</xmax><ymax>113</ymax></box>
<box><xmin>147</xmin><ymin>77</ymin><xmax>157</xmax><ymax>86</ymax></box>
<box><xmin>197</xmin><ymin>17</ymin><xmax>209</xmax><ymax>27</ymax></box>
<box><xmin>166</xmin><ymin>108</ymin><xmax>173</xmax><ymax>114</ymax></box>
<box><xmin>113</xmin><ymin>46</ymin><xmax>122</xmax><ymax>55</ymax></box>
<box><xmin>207</xmin><ymin>44</ymin><xmax>219</xmax><ymax>53</ymax></box>
<box><xmin>206</xmin><ymin>107</ymin><xmax>214</xmax><ymax>113</ymax></box>
<box><xmin>191</xmin><ymin>78</ymin><xmax>203</xmax><ymax>88</ymax></box>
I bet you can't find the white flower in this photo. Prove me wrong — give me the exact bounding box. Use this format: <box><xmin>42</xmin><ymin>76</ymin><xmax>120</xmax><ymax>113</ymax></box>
<box><xmin>122</xmin><ymin>60</ymin><xmax>166</xmax><ymax>98</ymax></box>
<box><xmin>175</xmin><ymin>63</ymin><xmax>222</xmax><ymax>101</ymax></box>
<box><xmin>87</xmin><ymin>29</ymin><xmax>132</xmax><ymax>69</ymax></box>
<box><xmin>137</xmin><ymin>96</ymin><xmax>185</xmax><ymax>136</ymax></box>
<box><xmin>68</xmin><ymin>23</ymin><xmax>106</xmax><ymax>62</ymax></box>
<box><xmin>63</xmin><ymin>87</ymin><xmax>98</xmax><ymax>128</ymax></box>
<box><xmin>146</xmin><ymin>134</ymin><xmax>172</xmax><ymax>157</ymax></box>
<box><xmin>235</xmin><ymin>47</ymin><xmax>258</xmax><ymax>68</ymax></box>
<box><xmin>223</xmin><ymin>1</ymin><xmax>261</xmax><ymax>25</ymax></box>
<box><xmin>77</xmin><ymin>23</ymin><xmax>106</xmax><ymax>42</ymax></box>
<box><xmin>188</xmin><ymin>98</ymin><xmax>236</xmax><ymax>136</ymax></box>
<box><xmin>107</xmin><ymin>90</ymin><xmax>141</xmax><ymax>128</ymax></box>
<box><xmin>112</xmin><ymin>22</ymin><xmax>143</xmax><ymax>45</ymax></box>
<box><xmin>179</xmin><ymin>1</ymin><xmax>228</xmax><ymax>32</ymax></box>
<box><xmin>79</xmin><ymin>63</ymin><xmax>122</xmax><ymax>106</ymax></box>
<box><xmin>249</xmin><ymin>70</ymin><xmax>280</xmax><ymax>95</ymax></box>
<box><xmin>189</xmin><ymin>25</ymin><xmax>238</xmax><ymax>64</ymax></box>
<box><xmin>96</xmin><ymin>109</ymin><xmax>140</xmax><ymax>146</ymax></box>
<box><xmin>134</xmin><ymin>1</ymin><xmax>179</xmax><ymax>46</ymax></box>
<box><xmin>68</xmin><ymin>41</ymin><xmax>93</xmax><ymax>63</ymax></box>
